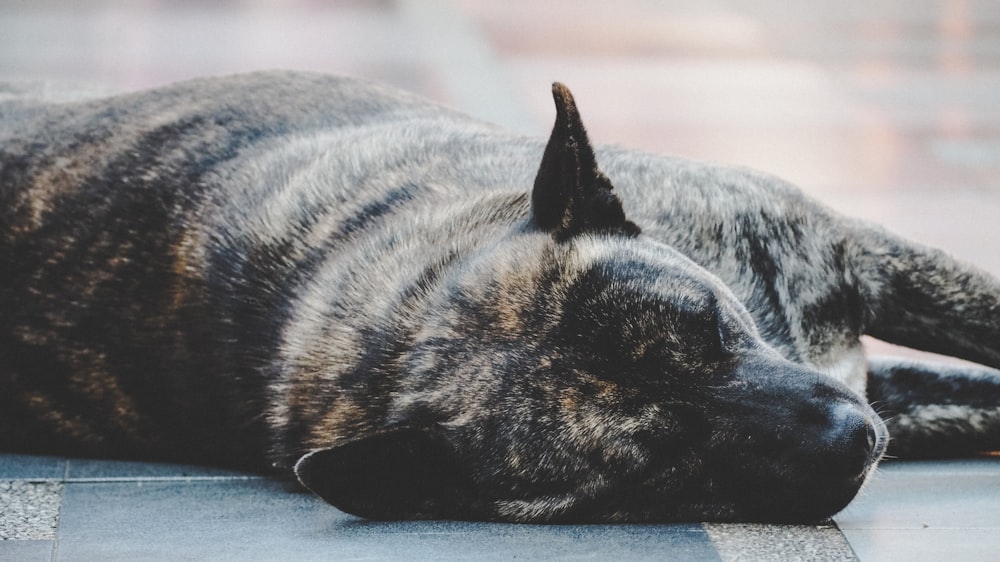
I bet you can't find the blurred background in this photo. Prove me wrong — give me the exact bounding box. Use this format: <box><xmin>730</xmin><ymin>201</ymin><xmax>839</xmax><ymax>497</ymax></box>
<box><xmin>2</xmin><ymin>0</ymin><xmax>999</xmax><ymax>353</ymax></box>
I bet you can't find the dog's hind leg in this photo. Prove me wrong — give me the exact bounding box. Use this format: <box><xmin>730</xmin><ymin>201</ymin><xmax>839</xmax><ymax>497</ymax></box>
<box><xmin>853</xmin><ymin>224</ymin><xmax>1000</xmax><ymax>370</ymax></box>
<box><xmin>866</xmin><ymin>357</ymin><xmax>1000</xmax><ymax>457</ymax></box>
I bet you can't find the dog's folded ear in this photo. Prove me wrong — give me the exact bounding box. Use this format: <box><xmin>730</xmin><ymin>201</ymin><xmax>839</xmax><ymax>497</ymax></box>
<box><xmin>531</xmin><ymin>83</ymin><xmax>640</xmax><ymax>242</ymax></box>
<box><xmin>293</xmin><ymin>424</ymin><xmax>476</xmax><ymax>520</ymax></box>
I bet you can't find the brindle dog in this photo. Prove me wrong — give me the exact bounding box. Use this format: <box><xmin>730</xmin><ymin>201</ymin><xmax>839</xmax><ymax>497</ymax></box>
<box><xmin>2</xmin><ymin>72</ymin><xmax>999</xmax><ymax>523</ymax></box>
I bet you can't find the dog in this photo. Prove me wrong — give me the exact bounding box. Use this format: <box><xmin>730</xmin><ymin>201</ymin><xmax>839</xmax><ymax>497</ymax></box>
<box><xmin>2</xmin><ymin>71</ymin><xmax>999</xmax><ymax>523</ymax></box>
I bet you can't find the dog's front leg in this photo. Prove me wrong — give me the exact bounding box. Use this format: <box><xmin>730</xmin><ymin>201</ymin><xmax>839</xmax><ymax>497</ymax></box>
<box><xmin>866</xmin><ymin>357</ymin><xmax>1000</xmax><ymax>457</ymax></box>
<box><xmin>853</xmin><ymin>225</ymin><xmax>1000</xmax><ymax>370</ymax></box>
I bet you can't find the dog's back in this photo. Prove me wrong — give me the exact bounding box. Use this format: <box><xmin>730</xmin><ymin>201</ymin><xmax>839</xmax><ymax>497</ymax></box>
<box><xmin>0</xmin><ymin>72</ymin><xmax>555</xmax><ymax>467</ymax></box>
<box><xmin>0</xmin><ymin>72</ymin><xmax>448</xmax><ymax>465</ymax></box>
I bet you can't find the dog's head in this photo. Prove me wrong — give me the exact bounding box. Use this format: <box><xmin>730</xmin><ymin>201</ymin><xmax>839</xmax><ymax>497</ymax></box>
<box><xmin>295</xmin><ymin>84</ymin><xmax>887</xmax><ymax>523</ymax></box>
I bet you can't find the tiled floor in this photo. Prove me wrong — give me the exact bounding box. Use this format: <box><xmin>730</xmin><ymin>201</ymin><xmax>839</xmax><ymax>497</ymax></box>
<box><xmin>1</xmin><ymin>0</ymin><xmax>999</xmax><ymax>560</ymax></box>
<box><xmin>3</xmin><ymin>454</ymin><xmax>999</xmax><ymax>561</ymax></box>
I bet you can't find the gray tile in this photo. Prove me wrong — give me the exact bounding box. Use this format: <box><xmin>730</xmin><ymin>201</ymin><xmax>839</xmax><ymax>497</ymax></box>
<box><xmin>704</xmin><ymin>522</ymin><xmax>857</xmax><ymax>562</ymax></box>
<box><xmin>56</xmin><ymin>479</ymin><xmax>718</xmax><ymax>561</ymax></box>
<box><xmin>0</xmin><ymin>540</ymin><xmax>55</xmax><ymax>562</ymax></box>
<box><xmin>835</xmin><ymin>459</ymin><xmax>1000</xmax><ymax>531</ymax></box>
<box><xmin>866</xmin><ymin>457</ymin><xmax>1000</xmax><ymax>478</ymax></box>
<box><xmin>321</xmin><ymin>520</ymin><xmax>719</xmax><ymax>561</ymax></box>
<box><xmin>840</xmin><ymin>529</ymin><xmax>1000</xmax><ymax>562</ymax></box>
<box><xmin>0</xmin><ymin>454</ymin><xmax>66</xmax><ymax>480</ymax></box>
<box><xmin>65</xmin><ymin>458</ymin><xmax>257</xmax><ymax>480</ymax></box>
<box><xmin>56</xmin><ymin>480</ymin><xmax>330</xmax><ymax>562</ymax></box>
<box><xmin>0</xmin><ymin>481</ymin><xmax>62</xmax><ymax>540</ymax></box>
<box><xmin>835</xmin><ymin>459</ymin><xmax>1000</xmax><ymax>560</ymax></box>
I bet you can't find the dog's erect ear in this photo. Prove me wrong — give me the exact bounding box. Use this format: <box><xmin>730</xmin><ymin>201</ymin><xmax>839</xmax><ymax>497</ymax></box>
<box><xmin>294</xmin><ymin>425</ymin><xmax>476</xmax><ymax>520</ymax></box>
<box><xmin>531</xmin><ymin>83</ymin><xmax>640</xmax><ymax>242</ymax></box>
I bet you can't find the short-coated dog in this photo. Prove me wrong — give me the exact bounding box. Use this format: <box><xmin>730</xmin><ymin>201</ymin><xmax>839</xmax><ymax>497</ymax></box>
<box><xmin>2</xmin><ymin>72</ymin><xmax>999</xmax><ymax>523</ymax></box>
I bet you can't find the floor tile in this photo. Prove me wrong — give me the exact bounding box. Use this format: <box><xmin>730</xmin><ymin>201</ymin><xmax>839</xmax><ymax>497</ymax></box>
<box><xmin>0</xmin><ymin>481</ymin><xmax>62</xmax><ymax>540</ymax></box>
<box><xmin>65</xmin><ymin>458</ymin><xmax>257</xmax><ymax>480</ymax></box>
<box><xmin>55</xmin><ymin>480</ymin><xmax>718</xmax><ymax>561</ymax></box>
<box><xmin>838</xmin><ymin>529</ymin><xmax>999</xmax><ymax>562</ymax></box>
<box><xmin>836</xmin><ymin>459</ymin><xmax>1000</xmax><ymax>530</ymax></box>
<box><xmin>0</xmin><ymin>455</ymin><xmax>66</xmax><ymax>480</ymax></box>
<box><xmin>319</xmin><ymin>521</ymin><xmax>719</xmax><ymax>562</ymax></box>
<box><xmin>835</xmin><ymin>459</ymin><xmax>1000</xmax><ymax>561</ymax></box>
<box><xmin>704</xmin><ymin>522</ymin><xmax>857</xmax><ymax>562</ymax></box>
<box><xmin>0</xmin><ymin>540</ymin><xmax>55</xmax><ymax>562</ymax></box>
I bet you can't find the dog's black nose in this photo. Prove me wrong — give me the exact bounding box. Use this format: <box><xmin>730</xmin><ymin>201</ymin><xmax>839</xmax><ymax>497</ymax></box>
<box><xmin>822</xmin><ymin>402</ymin><xmax>885</xmax><ymax>477</ymax></box>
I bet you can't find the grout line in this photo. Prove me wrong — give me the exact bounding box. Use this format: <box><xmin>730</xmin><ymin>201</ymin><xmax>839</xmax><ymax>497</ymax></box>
<box><xmin>832</xmin><ymin>518</ymin><xmax>864</xmax><ymax>562</ymax></box>
<box><xmin>14</xmin><ymin>476</ymin><xmax>264</xmax><ymax>483</ymax></box>
<box><xmin>50</xmin><ymin>458</ymin><xmax>69</xmax><ymax>561</ymax></box>
<box><xmin>62</xmin><ymin>476</ymin><xmax>265</xmax><ymax>482</ymax></box>
<box><xmin>50</xmin><ymin>481</ymin><xmax>63</xmax><ymax>562</ymax></box>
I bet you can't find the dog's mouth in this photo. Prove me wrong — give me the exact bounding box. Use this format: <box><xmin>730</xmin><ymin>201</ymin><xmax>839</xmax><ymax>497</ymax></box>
<box><xmin>663</xmin><ymin>354</ymin><xmax>890</xmax><ymax>523</ymax></box>
<box><xmin>771</xmin><ymin>409</ymin><xmax>887</xmax><ymax>522</ymax></box>
<box><xmin>633</xmin><ymin>408</ymin><xmax>887</xmax><ymax>524</ymax></box>
<box><xmin>536</xmin><ymin>394</ymin><xmax>888</xmax><ymax>524</ymax></box>
<box><xmin>712</xmin><ymin>393</ymin><xmax>888</xmax><ymax>522</ymax></box>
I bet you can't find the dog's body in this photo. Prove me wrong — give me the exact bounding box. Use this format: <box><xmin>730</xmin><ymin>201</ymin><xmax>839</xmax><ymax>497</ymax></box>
<box><xmin>2</xmin><ymin>71</ymin><xmax>999</xmax><ymax>523</ymax></box>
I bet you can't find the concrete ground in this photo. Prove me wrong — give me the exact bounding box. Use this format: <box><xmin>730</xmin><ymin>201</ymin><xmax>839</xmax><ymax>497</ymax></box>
<box><xmin>2</xmin><ymin>0</ymin><xmax>999</xmax><ymax>560</ymax></box>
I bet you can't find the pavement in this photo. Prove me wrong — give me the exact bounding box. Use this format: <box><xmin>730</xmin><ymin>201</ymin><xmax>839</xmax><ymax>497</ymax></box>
<box><xmin>2</xmin><ymin>0</ymin><xmax>1000</xmax><ymax>560</ymax></box>
<box><xmin>3</xmin><ymin>454</ymin><xmax>1000</xmax><ymax>561</ymax></box>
